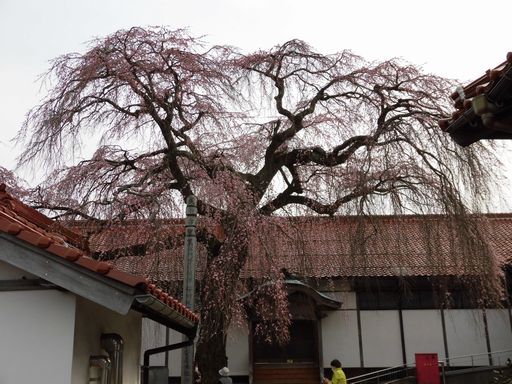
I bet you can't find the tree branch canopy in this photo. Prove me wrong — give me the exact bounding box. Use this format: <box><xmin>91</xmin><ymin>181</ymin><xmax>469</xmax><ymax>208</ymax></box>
<box><xmin>13</xmin><ymin>27</ymin><xmax>502</xmax><ymax>384</ymax></box>
<box><xmin>18</xmin><ymin>28</ymin><xmax>494</xmax><ymax>223</ymax></box>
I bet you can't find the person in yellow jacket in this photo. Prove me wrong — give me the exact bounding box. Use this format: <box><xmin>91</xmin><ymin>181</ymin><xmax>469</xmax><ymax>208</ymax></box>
<box><xmin>322</xmin><ymin>359</ymin><xmax>347</xmax><ymax>384</ymax></box>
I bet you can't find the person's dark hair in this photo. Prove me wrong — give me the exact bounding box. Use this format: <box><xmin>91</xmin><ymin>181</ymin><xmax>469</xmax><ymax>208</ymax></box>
<box><xmin>330</xmin><ymin>359</ymin><xmax>341</xmax><ymax>368</ymax></box>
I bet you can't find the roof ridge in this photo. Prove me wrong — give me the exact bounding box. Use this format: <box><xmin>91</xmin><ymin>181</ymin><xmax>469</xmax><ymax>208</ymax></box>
<box><xmin>0</xmin><ymin>205</ymin><xmax>71</xmax><ymax>246</ymax></box>
<box><xmin>0</xmin><ymin>184</ymin><xmax>87</xmax><ymax>249</ymax></box>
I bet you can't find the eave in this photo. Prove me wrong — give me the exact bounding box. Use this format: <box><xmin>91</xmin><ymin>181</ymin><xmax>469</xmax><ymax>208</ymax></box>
<box><xmin>440</xmin><ymin>52</ymin><xmax>512</xmax><ymax>146</ymax></box>
<box><xmin>0</xmin><ymin>232</ymin><xmax>197</xmax><ymax>336</ymax></box>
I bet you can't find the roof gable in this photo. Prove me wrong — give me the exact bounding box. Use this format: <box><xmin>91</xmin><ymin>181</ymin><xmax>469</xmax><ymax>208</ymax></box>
<box><xmin>0</xmin><ymin>184</ymin><xmax>198</xmax><ymax>335</ymax></box>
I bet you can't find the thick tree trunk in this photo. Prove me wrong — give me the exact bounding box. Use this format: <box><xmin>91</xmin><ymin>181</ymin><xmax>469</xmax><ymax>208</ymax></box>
<box><xmin>195</xmin><ymin>313</ymin><xmax>228</xmax><ymax>384</ymax></box>
<box><xmin>195</xmin><ymin>218</ymin><xmax>249</xmax><ymax>384</ymax></box>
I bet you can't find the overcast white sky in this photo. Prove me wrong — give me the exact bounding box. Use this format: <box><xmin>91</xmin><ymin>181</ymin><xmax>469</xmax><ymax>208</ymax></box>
<box><xmin>1</xmin><ymin>0</ymin><xmax>511</xmax><ymax>208</ymax></box>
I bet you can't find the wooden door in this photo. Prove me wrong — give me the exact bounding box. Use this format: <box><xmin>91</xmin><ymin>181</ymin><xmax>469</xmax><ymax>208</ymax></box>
<box><xmin>252</xmin><ymin>320</ymin><xmax>320</xmax><ymax>384</ymax></box>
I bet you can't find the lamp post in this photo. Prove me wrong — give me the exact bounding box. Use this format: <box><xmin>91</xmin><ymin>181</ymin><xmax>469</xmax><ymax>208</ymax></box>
<box><xmin>181</xmin><ymin>196</ymin><xmax>197</xmax><ymax>384</ymax></box>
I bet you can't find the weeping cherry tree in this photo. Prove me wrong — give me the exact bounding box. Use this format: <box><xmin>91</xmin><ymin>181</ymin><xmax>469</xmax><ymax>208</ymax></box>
<box><xmin>16</xmin><ymin>27</ymin><xmax>501</xmax><ymax>383</ymax></box>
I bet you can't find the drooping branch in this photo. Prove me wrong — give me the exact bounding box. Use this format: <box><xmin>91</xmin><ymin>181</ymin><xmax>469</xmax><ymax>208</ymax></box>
<box><xmin>14</xmin><ymin>28</ymin><xmax>502</xmax><ymax>384</ymax></box>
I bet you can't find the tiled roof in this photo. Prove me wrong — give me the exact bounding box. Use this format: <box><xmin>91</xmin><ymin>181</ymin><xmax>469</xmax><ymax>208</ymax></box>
<box><xmin>439</xmin><ymin>52</ymin><xmax>512</xmax><ymax>146</ymax></box>
<box><xmin>244</xmin><ymin>215</ymin><xmax>510</xmax><ymax>278</ymax></box>
<box><xmin>90</xmin><ymin>214</ymin><xmax>512</xmax><ymax>281</ymax></box>
<box><xmin>0</xmin><ymin>184</ymin><xmax>198</xmax><ymax>324</ymax></box>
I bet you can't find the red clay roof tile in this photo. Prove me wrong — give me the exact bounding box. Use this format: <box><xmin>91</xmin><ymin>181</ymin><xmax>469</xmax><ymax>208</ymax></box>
<box><xmin>46</xmin><ymin>243</ymin><xmax>82</xmax><ymax>261</ymax></box>
<box><xmin>440</xmin><ymin>52</ymin><xmax>512</xmax><ymax>145</ymax></box>
<box><xmin>103</xmin><ymin>214</ymin><xmax>511</xmax><ymax>282</ymax></box>
<box><xmin>0</xmin><ymin>184</ymin><xmax>197</xmax><ymax>324</ymax></box>
<box><xmin>0</xmin><ymin>185</ymin><xmax>87</xmax><ymax>249</ymax></box>
<box><xmin>17</xmin><ymin>230</ymin><xmax>52</xmax><ymax>248</ymax></box>
<box><xmin>95</xmin><ymin>261</ymin><xmax>112</xmax><ymax>274</ymax></box>
<box><xmin>0</xmin><ymin>218</ymin><xmax>23</xmax><ymax>235</ymax></box>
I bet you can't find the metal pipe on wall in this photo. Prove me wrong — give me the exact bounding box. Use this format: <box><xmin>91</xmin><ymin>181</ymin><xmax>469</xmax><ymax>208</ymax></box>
<box><xmin>142</xmin><ymin>339</ymin><xmax>193</xmax><ymax>384</ymax></box>
<box><xmin>89</xmin><ymin>355</ymin><xmax>112</xmax><ymax>384</ymax></box>
<box><xmin>101</xmin><ymin>333</ymin><xmax>124</xmax><ymax>384</ymax></box>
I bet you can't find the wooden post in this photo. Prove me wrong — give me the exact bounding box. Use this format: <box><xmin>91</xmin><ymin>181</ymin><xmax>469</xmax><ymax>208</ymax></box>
<box><xmin>181</xmin><ymin>196</ymin><xmax>197</xmax><ymax>384</ymax></box>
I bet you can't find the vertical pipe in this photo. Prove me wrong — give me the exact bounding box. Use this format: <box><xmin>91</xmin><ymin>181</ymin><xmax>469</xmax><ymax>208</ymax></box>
<box><xmin>503</xmin><ymin>271</ymin><xmax>512</xmax><ymax>332</ymax></box>
<box><xmin>181</xmin><ymin>196</ymin><xmax>198</xmax><ymax>384</ymax></box>
<box><xmin>356</xmin><ymin>302</ymin><xmax>364</xmax><ymax>367</ymax></box>
<box><xmin>398</xmin><ymin>308</ymin><xmax>407</xmax><ymax>365</ymax></box>
<box><xmin>440</xmin><ymin>309</ymin><xmax>450</xmax><ymax>367</ymax></box>
<box><xmin>165</xmin><ymin>327</ymin><xmax>170</xmax><ymax>370</ymax></box>
<box><xmin>101</xmin><ymin>334</ymin><xmax>124</xmax><ymax>384</ymax></box>
<box><xmin>482</xmin><ymin>309</ymin><xmax>493</xmax><ymax>365</ymax></box>
<box><xmin>89</xmin><ymin>355</ymin><xmax>111</xmax><ymax>384</ymax></box>
<box><xmin>144</xmin><ymin>340</ymin><xmax>193</xmax><ymax>384</ymax></box>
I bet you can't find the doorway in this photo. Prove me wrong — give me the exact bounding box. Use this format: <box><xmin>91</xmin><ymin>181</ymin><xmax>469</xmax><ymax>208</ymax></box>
<box><xmin>252</xmin><ymin>319</ymin><xmax>321</xmax><ymax>384</ymax></box>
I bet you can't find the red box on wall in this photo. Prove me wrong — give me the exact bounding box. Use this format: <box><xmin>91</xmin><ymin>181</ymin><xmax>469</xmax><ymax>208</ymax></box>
<box><xmin>415</xmin><ymin>353</ymin><xmax>440</xmax><ymax>384</ymax></box>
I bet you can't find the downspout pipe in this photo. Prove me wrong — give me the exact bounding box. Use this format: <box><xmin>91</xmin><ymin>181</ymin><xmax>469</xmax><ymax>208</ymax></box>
<box><xmin>89</xmin><ymin>355</ymin><xmax>111</xmax><ymax>384</ymax></box>
<box><xmin>142</xmin><ymin>339</ymin><xmax>193</xmax><ymax>384</ymax></box>
<box><xmin>101</xmin><ymin>333</ymin><xmax>124</xmax><ymax>384</ymax></box>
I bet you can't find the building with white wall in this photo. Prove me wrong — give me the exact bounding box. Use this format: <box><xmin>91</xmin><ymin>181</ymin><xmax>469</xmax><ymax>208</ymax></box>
<box><xmin>141</xmin><ymin>280</ymin><xmax>511</xmax><ymax>383</ymax></box>
<box><xmin>113</xmin><ymin>214</ymin><xmax>512</xmax><ymax>383</ymax></box>
<box><xmin>0</xmin><ymin>184</ymin><xmax>198</xmax><ymax>384</ymax></box>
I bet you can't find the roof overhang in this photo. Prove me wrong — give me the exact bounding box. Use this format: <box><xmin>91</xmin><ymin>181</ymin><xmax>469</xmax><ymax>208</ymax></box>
<box><xmin>133</xmin><ymin>295</ymin><xmax>197</xmax><ymax>337</ymax></box>
<box><xmin>441</xmin><ymin>54</ymin><xmax>512</xmax><ymax>146</ymax></box>
<box><xmin>241</xmin><ymin>278</ymin><xmax>342</xmax><ymax>310</ymax></box>
<box><xmin>0</xmin><ymin>232</ymin><xmax>196</xmax><ymax>336</ymax></box>
<box><xmin>284</xmin><ymin>279</ymin><xmax>342</xmax><ymax>310</ymax></box>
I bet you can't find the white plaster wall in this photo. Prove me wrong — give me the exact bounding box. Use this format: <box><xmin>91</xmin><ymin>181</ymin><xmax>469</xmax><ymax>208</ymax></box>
<box><xmin>226</xmin><ymin>323</ymin><xmax>250</xmax><ymax>375</ymax></box>
<box><xmin>486</xmin><ymin>309</ymin><xmax>512</xmax><ymax>365</ymax></box>
<box><xmin>339</xmin><ymin>292</ymin><xmax>357</xmax><ymax>310</ymax></box>
<box><xmin>360</xmin><ymin>310</ymin><xmax>402</xmax><ymax>367</ymax></box>
<box><xmin>168</xmin><ymin>327</ymin><xmax>186</xmax><ymax>376</ymax></box>
<box><xmin>140</xmin><ymin>296</ymin><xmax>512</xmax><ymax>374</ymax></box>
<box><xmin>72</xmin><ymin>296</ymin><xmax>142</xmax><ymax>384</ymax></box>
<box><xmin>318</xmin><ymin>291</ymin><xmax>356</xmax><ymax>310</ymax></box>
<box><xmin>0</xmin><ymin>289</ymin><xmax>76</xmax><ymax>384</ymax></box>
<box><xmin>141</xmin><ymin>318</ymin><xmax>190</xmax><ymax>377</ymax></box>
<box><xmin>402</xmin><ymin>310</ymin><xmax>446</xmax><ymax>364</ymax></box>
<box><xmin>142</xmin><ymin>320</ymin><xmax>250</xmax><ymax>377</ymax></box>
<box><xmin>322</xmin><ymin>310</ymin><xmax>360</xmax><ymax>368</ymax></box>
<box><xmin>141</xmin><ymin>319</ymin><xmax>167</xmax><ymax>367</ymax></box>
<box><xmin>444</xmin><ymin>309</ymin><xmax>488</xmax><ymax>366</ymax></box>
